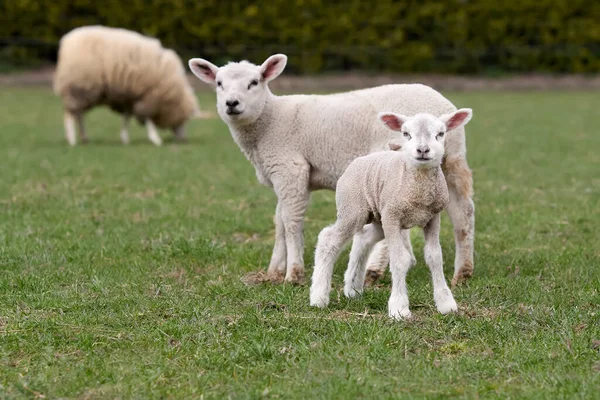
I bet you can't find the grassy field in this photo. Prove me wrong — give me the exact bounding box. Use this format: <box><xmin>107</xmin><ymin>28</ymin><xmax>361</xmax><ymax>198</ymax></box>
<box><xmin>0</xmin><ymin>87</ymin><xmax>598</xmax><ymax>399</ymax></box>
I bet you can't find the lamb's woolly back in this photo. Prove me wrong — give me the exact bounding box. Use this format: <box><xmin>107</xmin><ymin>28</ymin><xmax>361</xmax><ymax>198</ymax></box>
<box><xmin>54</xmin><ymin>25</ymin><xmax>199</xmax><ymax>129</ymax></box>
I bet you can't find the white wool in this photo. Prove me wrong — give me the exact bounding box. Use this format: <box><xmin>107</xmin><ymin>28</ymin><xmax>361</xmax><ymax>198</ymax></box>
<box><xmin>310</xmin><ymin>110</ymin><xmax>472</xmax><ymax>319</ymax></box>
<box><xmin>54</xmin><ymin>26</ymin><xmax>199</xmax><ymax>146</ymax></box>
<box><xmin>189</xmin><ymin>54</ymin><xmax>475</xmax><ymax>285</ymax></box>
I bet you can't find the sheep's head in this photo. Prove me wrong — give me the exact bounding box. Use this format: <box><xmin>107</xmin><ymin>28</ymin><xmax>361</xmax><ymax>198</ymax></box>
<box><xmin>379</xmin><ymin>109</ymin><xmax>473</xmax><ymax>168</ymax></box>
<box><xmin>188</xmin><ymin>54</ymin><xmax>287</xmax><ymax>126</ymax></box>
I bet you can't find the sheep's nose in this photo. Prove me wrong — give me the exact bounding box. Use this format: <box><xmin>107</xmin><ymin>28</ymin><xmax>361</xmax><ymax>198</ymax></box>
<box><xmin>417</xmin><ymin>146</ymin><xmax>430</xmax><ymax>154</ymax></box>
<box><xmin>226</xmin><ymin>99</ymin><xmax>239</xmax><ymax>108</ymax></box>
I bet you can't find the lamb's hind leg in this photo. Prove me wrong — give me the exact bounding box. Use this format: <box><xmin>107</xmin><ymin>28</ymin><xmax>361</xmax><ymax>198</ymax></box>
<box><xmin>443</xmin><ymin>156</ymin><xmax>475</xmax><ymax>287</ymax></box>
<box><xmin>145</xmin><ymin>119</ymin><xmax>163</xmax><ymax>146</ymax></box>
<box><xmin>364</xmin><ymin>231</ymin><xmax>415</xmax><ymax>286</ymax></box>
<box><xmin>344</xmin><ymin>223</ymin><xmax>384</xmax><ymax>298</ymax></box>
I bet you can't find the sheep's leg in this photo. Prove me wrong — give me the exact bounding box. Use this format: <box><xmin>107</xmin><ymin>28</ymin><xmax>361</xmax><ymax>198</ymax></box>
<box><xmin>173</xmin><ymin>124</ymin><xmax>187</xmax><ymax>142</ymax></box>
<box><xmin>272</xmin><ymin>163</ymin><xmax>310</xmax><ymax>284</ymax></box>
<box><xmin>384</xmin><ymin>222</ymin><xmax>413</xmax><ymax>320</ymax></box>
<box><xmin>364</xmin><ymin>231</ymin><xmax>415</xmax><ymax>286</ymax></box>
<box><xmin>344</xmin><ymin>223</ymin><xmax>384</xmax><ymax>298</ymax></box>
<box><xmin>266</xmin><ymin>202</ymin><xmax>287</xmax><ymax>283</ymax></box>
<box><xmin>310</xmin><ymin>221</ymin><xmax>357</xmax><ymax>307</ymax></box>
<box><xmin>75</xmin><ymin>113</ymin><xmax>89</xmax><ymax>144</ymax></box>
<box><xmin>63</xmin><ymin>110</ymin><xmax>78</xmax><ymax>146</ymax></box>
<box><xmin>120</xmin><ymin>115</ymin><xmax>131</xmax><ymax>145</ymax></box>
<box><xmin>423</xmin><ymin>213</ymin><xmax>458</xmax><ymax>314</ymax></box>
<box><xmin>443</xmin><ymin>156</ymin><xmax>475</xmax><ymax>287</ymax></box>
<box><xmin>145</xmin><ymin>119</ymin><xmax>163</xmax><ymax>146</ymax></box>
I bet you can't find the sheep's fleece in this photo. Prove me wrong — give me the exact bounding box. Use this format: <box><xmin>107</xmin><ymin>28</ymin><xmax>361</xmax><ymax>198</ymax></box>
<box><xmin>54</xmin><ymin>25</ymin><xmax>199</xmax><ymax>145</ymax></box>
<box><xmin>188</xmin><ymin>54</ymin><xmax>475</xmax><ymax>286</ymax></box>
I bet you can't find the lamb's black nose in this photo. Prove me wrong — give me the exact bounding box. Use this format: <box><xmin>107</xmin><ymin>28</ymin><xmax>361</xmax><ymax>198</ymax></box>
<box><xmin>417</xmin><ymin>146</ymin><xmax>430</xmax><ymax>154</ymax></box>
<box><xmin>226</xmin><ymin>99</ymin><xmax>239</xmax><ymax>108</ymax></box>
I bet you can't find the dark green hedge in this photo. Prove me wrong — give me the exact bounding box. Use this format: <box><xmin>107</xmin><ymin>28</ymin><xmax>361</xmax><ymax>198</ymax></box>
<box><xmin>1</xmin><ymin>0</ymin><xmax>598</xmax><ymax>73</ymax></box>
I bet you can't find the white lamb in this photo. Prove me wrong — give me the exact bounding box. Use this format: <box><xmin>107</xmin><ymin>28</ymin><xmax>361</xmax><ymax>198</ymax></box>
<box><xmin>310</xmin><ymin>109</ymin><xmax>473</xmax><ymax>319</ymax></box>
<box><xmin>54</xmin><ymin>26</ymin><xmax>200</xmax><ymax>146</ymax></box>
<box><xmin>188</xmin><ymin>54</ymin><xmax>475</xmax><ymax>287</ymax></box>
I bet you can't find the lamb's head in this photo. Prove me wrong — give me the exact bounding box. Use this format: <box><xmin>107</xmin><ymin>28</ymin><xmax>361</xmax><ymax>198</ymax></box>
<box><xmin>188</xmin><ymin>54</ymin><xmax>287</xmax><ymax>126</ymax></box>
<box><xmin>379</xmin><ymin>109</ymin><xmax>473</xmax><ymax>168</ymax></box>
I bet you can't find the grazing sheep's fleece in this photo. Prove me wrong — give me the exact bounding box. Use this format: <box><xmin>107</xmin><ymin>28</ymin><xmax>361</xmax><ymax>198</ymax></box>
<box><xmin>54</xmin><ymin>25</ymin><xmax>199</xmax><ymax>146</ymax></box>
<box><xmin>188</xmin><ymin>54</ymin><xmax>475</xmax><ymax>287</ymax></box>
<box><xmin>310</xmin><ymin>109</ymin><xmax>472</xmax><ymax>319</ymax></box>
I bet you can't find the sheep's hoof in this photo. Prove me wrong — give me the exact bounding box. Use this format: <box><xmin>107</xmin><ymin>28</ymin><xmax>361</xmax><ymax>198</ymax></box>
<box><xmin>451</xmin><ymin>262</ymin><xmax>473</xmax><ymax>288</ymax></box>
<box><xmin>344</xmin><ymin>285</ymin><xmax>362</xmax><ymax>299</ymax></box>
<box><xmin>285</xmin><ymin>264</ymin><xmax>305</xmax><ymax>285</ymax></box>
<box><xmin>364</xmin><ymin>268</ymin><xmax>384</xmax><ymax>287</ymax></box>
<box><xmin>266</xmin><ymin>269</ymin><xmax>285</xmax><ymax>284</ymax></box>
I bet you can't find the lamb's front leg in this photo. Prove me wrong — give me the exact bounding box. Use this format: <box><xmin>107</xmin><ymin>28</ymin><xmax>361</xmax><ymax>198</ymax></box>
<box><xmin>423</xmin><ymin>214</ymin><xmax>458</xmax><ymax>314</ymax></box>
<box><xmin>271</xmin><ymin>163</ymin><xmax>310</xmax><ymax>284</ymax></box>
<box><xmin>266</xmin><ymin>202</ymin><xmax>286</xmax><ymax>283</ymax></box>
<box><xmin>384</xmin><ymin>223</ymin><xmax>413</xmax><ymax>320</ymax></box>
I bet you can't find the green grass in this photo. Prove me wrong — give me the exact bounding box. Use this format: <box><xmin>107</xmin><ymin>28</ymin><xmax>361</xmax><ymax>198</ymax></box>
<box><xmin>0</xmin><ymin>87</ymin><xmax>599</xmax><ymax>399</ymax></box>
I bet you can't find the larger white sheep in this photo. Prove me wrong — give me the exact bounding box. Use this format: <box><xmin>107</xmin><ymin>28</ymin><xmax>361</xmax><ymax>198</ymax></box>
<box><xmin>54</xmin><ymin>26</ymin><xmax>200</xmax><ymax>146</ymax></box>
<box><xmin>188</xmin><ymin>54</ymin><xmax>475</xmax><ymax>286</ymax></box>
<box><xmin>310</xmin><ymin>109</ymin><xmax>473</xmax><ymax>319</ymax></box>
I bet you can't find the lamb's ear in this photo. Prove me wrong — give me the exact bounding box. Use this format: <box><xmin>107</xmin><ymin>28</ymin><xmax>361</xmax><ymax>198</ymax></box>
<box><xmin>440</xmin><ymin>108</ymin><xmax>473</xmax><ymax>131</ymax></box>
<box><xmin>260</xmin><ymin>54</ymin><xmax>287</xmax><ymax>82</ymax></box>
<box><xmin>388</xmin><ymin>141</ymin><xmax>402</xmax><ymax>151</ymax></box>
<box><xmin>378</xmin><ymin>112</ymin><xmax>408</xmax><ymax>131</ymax></box>
<box><xmin>188</xmin><ymin>58</ymin><xmax>219</xmax><ymax>84</ymax></box>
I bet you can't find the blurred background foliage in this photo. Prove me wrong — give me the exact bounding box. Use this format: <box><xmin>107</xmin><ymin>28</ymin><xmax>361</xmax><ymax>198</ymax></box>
<box><xmin>0</xmin><ymin>0</ymin><xmax>598</xmax><ymax>74</ymax></box>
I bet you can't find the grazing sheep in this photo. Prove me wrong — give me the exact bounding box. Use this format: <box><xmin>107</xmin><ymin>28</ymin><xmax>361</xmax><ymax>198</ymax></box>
<box><xmin>188</xmin><ymin>54</ymin><xmax>475</xmax><ymax>286</ymax></box>
<box><xmin>54</xmin><ymin>26</ymin><xmax>199</xmax><ymax>146</ymax></box>
<box><xmin>310</xmin><ymin>109</ymin><xmax>472</xmax><ymax>319</ymax></box>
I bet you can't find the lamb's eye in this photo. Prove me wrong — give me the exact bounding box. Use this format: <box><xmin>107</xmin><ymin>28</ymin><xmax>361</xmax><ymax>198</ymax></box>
<box><xmin>437</xmin><ymin>131</ymin><xmax>445</xmax><ymax>139</ymax></box>
<box><xmin>217</xmin><ymin>81</ymin><xmax>223</xmax><ymax>88</ymax></box>
<box><xmin>403</xmin><ymin>132</ymin><xmax>411</xmax><ymax>139</ymax></box>
<box><xmin>248</xmin><ymin>79</ymin><xmax>259</xmax><ymax>89</ymax></box>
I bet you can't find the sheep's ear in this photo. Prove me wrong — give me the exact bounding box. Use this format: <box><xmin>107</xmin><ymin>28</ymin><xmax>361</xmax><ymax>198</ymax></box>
<box><xmin>260</xmin><ymin>54</ymin><xmax>287</xmax><ymax>82</ymax></box>
<box><xmin>388</xmin><ymin>142</ymin><xmax>402</xmax><ymax>151</ymax></box>
<box><xmin>189</xmin><ymin>58</ymin><xmax>219</xmax><ymax>84</ymax></box>
<box><xmin>378</xmin><ymin>112</ymin><xmax>408</xmax><ymax>131</ymax></box>
<box><xmin>440</xmin><ymin>108</ymin><xmax>473</xmax><ymax>131</ymax></box>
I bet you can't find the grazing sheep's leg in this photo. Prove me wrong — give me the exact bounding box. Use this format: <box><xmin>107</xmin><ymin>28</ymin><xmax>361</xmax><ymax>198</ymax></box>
<box><xmin>120</xmin><ymin>115</ymin><xmax>131</xmax><ymax>145</ymax></box>
<box><xmin>145</xmin><ymin>119</ymin><xmax>163</xmax><ymax>146</ymax></box>
<box><xmin>266</xmin><ymin>202</ymin><xmax>286</xmax><ymax>283</ymax></box>
<box><xmin>310</xmin><ymin>221</ymin><xmax>357</xmax><ymax>307</ymax></box>
<box><xmin>173</xmin><ymin>124</ymin><xmax>187</xmax><ymax>142</ymax></box>
<box><xmin>75</xmin><ymin>113</ymin><xmax>89</xmax><ymax>144</ymax></box>
<box><xmin>364</xmin><ymin>231</ymin><xmax>415</xmax><ymax>286</ymax></box>
<box><xmin>423</xmin><ymin>214</ymin><xmax>458</xmax><ymax>315</ymax></box>
<box><xmin>344</xmin><ymin>223</ymin><xmax>384</xmax><ymax>298</ymax></box>
<box><xmin>63</xmin><ymin>111</ymin><xmax>77</xmax><ymax>146</ymax></box>
<box><xmin>443</xmin><ymin>156</ymin><xmax>475</xmax><ymax>287</ymax></box>
<box><xmin>384</xmin><ymin>222</ymin><xmax>413</xmax><ymax>320</ymax></box>
<box><xmin>272</xmin><ymin>163</ymin><xmax>310</xmax><ymax>284</ymax></box>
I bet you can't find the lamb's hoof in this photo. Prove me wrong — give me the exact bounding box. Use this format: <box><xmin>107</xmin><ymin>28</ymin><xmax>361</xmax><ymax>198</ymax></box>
<box><xmin>344</xmin><ymin>285</ymin><xmax>362</xmax><ymax>299</ymax></box>
<box><xmin>388</xmin><ymin>307</ymin><xmax>412</xmax><ymax>320</ymax></box>
<box><xmin>284</xmin><ymin>264</ymin><xmax>305</xmax><ymax>285</ymax></box>
<box><xmin>437</xmin><ymin>299</ymin><xmax>458</xmax><ymax>315</ymax></box>
<box><xmin>364</xmin><ymin>268</ymin><xmax>384</xmax><ymax>287</ymax></box>
<box><xmin>310</xmin><ymin>292</ymin><xmax>329</xmax><ymax>308</ymax></box>
<box><xmin>266</xmin><ymin>270</ymin><xmax>285</xmax><ymax>284</ymax></box>
<box><xmin>451</xmin><ymin>262</ymin><xmax>473</xmax><ymax>288</ymax></box>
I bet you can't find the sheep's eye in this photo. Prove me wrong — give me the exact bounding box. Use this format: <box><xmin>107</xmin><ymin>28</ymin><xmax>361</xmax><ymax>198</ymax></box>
<box><xmin>217</xmin><ymin>81</ymin><xmax>223</xmax><ymax>88</ymax></box>
<box><xmin>403</xmin><ymin>132</ymin><xmax>411</xmax><ymax>139</ymax></box>
<box><xmin>437</xmin><ymin>132</ymin><xmax>445</xmax><ymax>139</ymax></box>
<box><xmin>248</xmin><ymin>79</ymin><xmax>259</xmax><ymax>89</ymax></box>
